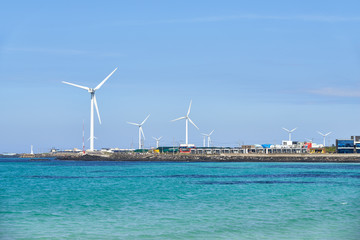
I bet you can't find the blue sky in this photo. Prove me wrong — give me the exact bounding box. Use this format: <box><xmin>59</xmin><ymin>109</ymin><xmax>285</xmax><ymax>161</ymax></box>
<box><xmin>1</xmin><ymin>0</ymin><xmax>360</xmax><ymax>153</ymax></box>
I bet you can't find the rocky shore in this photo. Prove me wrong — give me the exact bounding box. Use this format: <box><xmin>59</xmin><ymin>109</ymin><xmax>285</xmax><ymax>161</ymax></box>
<box><xmin>53</xmin><ymin>153</ymin><xmax>360</xmax><ymax>163</ymax></box>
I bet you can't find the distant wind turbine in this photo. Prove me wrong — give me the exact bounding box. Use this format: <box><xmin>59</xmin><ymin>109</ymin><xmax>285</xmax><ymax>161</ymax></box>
<box><xmin>201</xmin><ymin>130</ymin><xmax>214</xmax><ymax>147</ymax></box>
<box><xmin>152</xmin><ymin>136</ymin><xmax>163</xmax><ymax>148</ymax></box>
<box><xmin>282</xmin><ymin>127</ymin><xmax>297</xmax><ymax>141</ymax></box>
<box><xmin>318</xmin><ymin>131</ymin><xmax>332</xmax><ymax>147</ymax></box>
<box><xmin>30</xmin><ymin>145</ymin><xmax>34</xmax><ymax>155</ymax></box>
<box><xmin>62</xmin><ymin>68</ymin><xmax>117</xmax><ymax>151</ymax></box>
<box><xmin>171</xmin><ymin>100</ymin><xmax>199</xmax><ymax>146</ymax></box>
<box><xmin>127</xmin><ymin>114</ymin><xmax>150</xmax><ymax>149</ymax></box>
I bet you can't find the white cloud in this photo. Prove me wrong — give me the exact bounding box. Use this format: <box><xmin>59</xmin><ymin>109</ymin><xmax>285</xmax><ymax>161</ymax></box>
<box><xmin>168</xmin><ymin>15</ymin><xmax>360</xmax><ymax>23</ymax></box>
<box><xmin>3</xmin><ymin>47</ymin><xmax>125</xmax><ymax>57</ymax></box>
<box><xmin>120</xmin><ymin>14</ymin><xmax>360</xmax><ymax>26</ymax></box>
<box><xmin>309</xmin><ymin>87</ymin><xmax>360</xmax><ymax>97</ymax></box>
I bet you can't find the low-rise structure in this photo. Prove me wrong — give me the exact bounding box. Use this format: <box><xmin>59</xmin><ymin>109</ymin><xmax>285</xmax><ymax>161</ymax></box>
<box><xmin>336</xmin><ymin>136</ymin><xmax>360</xmax><ymax>153</ymax></box>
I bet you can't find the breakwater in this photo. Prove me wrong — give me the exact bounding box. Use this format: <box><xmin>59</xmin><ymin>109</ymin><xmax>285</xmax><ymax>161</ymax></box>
<box><xmin>53</xmin><ymin>153</ymin><xmax>360</xmax><ymax>163</ymax></box>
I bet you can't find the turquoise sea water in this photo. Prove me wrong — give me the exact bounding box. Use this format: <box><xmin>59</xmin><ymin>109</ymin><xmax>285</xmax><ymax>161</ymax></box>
<box><xmin>1</xmin><ymin>158</ymin><xmax>360</xmax><ymax>239</ymax></box>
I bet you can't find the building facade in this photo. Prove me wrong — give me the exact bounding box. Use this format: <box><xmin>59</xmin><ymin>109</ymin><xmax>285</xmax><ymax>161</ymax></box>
<box><xmin>336</xmin><ymin>136</ymin><xmax>360</xmax><ymax>153</ymax></box>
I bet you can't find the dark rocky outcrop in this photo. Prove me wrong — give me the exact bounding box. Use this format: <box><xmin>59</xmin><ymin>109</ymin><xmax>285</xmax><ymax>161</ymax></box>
<box><xmin>54</xmin><ymin>153</ymin><xmax>360</xmax><ymax>163</ymax></box>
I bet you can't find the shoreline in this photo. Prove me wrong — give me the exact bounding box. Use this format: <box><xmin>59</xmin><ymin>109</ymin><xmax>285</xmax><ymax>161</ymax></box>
<box><xmin>49</xmin><ymin>153</ymin><xmax>360</xmax><ymax>163</ymax></box>
<box><xmin>4</xmin><ymin>152</ymin><xmax>360</xmax><ymax>163</ymax></box>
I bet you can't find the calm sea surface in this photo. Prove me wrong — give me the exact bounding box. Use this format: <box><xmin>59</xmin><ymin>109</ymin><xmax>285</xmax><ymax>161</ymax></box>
<box><xmin>1</xmin><ymin>158</ymin><xmax>360</xmax><ymax>239</ymax></box>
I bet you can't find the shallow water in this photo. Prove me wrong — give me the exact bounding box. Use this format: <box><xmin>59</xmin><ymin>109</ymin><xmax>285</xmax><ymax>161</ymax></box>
<box><xmin>1</xmin><ymin>158</ymin><xmax>360</xmax><ymax>239</ymax></box>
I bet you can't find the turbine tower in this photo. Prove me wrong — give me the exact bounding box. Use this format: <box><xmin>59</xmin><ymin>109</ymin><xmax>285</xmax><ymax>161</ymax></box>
<box><xmin>127</xmin><ymin>114</ymin><xmax>150</xmax><ymax>149</ymax></box>
<box><xmin>171</xmin><ymin>100</ymin><xmax>199</xmax><ymax>146</ymax></box>
<box><xmin>202</xmin><ymin>134</ymin><xmax>206</xmax><ymax>147</ymax></box>
<box><xmin>282</xmin><ymin>127</ymin><xmax>297</xmax><ymax>141</ymax></box>
<box><xmin>30</xmin><ymin>145</ymin><xmax>34</xmax><ymax>155</ymax></box>
<box><xmin>318</xmin><ymin>131</ymin><xmax>332</xmax><ymax>147</ymax></box>
<box><xmin>201</xmin><ymin>130</ymin><xmax>214</xmax><ymax>147</ymax></box>
<box><xmin>62</xmin><ymin>68</ymin><xmax>117</xmax><ymax>151</ymax></box>
<box><xmin>153</xmin><ymin>136</ymin><xmax>163</xmax><ymax>148</ymax></box>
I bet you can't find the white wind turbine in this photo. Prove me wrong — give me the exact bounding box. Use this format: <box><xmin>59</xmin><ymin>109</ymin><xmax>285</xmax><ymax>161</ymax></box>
<box><xmin>201</xmin><ymin>130</ymin><xmax>214</xmax><ymax>147</ymax></box>
<box><xmin>318</xmin><ymin>131</ymin><xmax>332</xmax><ymax>147</ymax></box>
<box><xmin>171</xmin><ymin>100</ymin><xmax>199</xmax><ymax>146</ymax></box>
<box><xmin>152</xmin><ymin>136</ymin><xmax>163</xmax><ymax>148</ymax></box>
<box><xmin>127</xmin><ymin>114</ymin><xmax>150</xmax><ymax>149</ymax></box>
<box><xmin>282</xmin><ymin>127</ymin><xmax>297</xmax><ymax>141</ymax></box>
<box><xmin>62</xmin><ymin>68</ymin><xmax>117</xmax><ymax>151</ymax></box>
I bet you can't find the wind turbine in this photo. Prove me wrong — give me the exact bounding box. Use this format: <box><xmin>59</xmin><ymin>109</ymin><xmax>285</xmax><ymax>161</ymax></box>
<box><xmin>282</xmin><ymin>127</ymin><xmax>297</xmax><ymax>141</ymax></box>
<box><xmin>318</xmin><ymin>131</ymin><xmax>332</xmax><ymax>147</ymax></box>
<box><xmin>127</xmin><ymin>114</ymin><xmax>150</xmax><ymax>149</ymax></box>
<box><xmin>62</xmin><ymin>68</ymin><xmax>117</xmax><ymax>151</ymax></box>
<box><xmin>30</xmin><ymin>145</ymin><xmax>34</xmax><ymax>155</ymax></box>
<box><xmin>201</xmin><ymin>130</ymin><xmax>214</xmax><ymax>147</ymax></box>
<box><xmin>152</xmin><ymin>136</ymin><xmax>163</xmax><ymax>148</ymax></box>
<box><xmin>171</xmin><ymin>100</ymin><xmax>199</xmax><ymax>146</ymax></box>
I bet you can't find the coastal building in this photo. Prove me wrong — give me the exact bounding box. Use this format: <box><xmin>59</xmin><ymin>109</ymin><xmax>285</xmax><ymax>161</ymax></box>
<box><xmin>336</xmin><ymin>136</ymin><xmax>360</xmax><ymax>153</ymax></box>
<box><xmin>50</xmin><ymin>148</ymin><xmax>59</xmax><ymax>153</ymax></box>
<box><xmin>179</xmin><ymin>144</ymin><xmax>195</xmax><ymax>153</ymax></box>
<box><xmin>157</xmin><ymin>146</ymin><xmax>179</xmax><ymax>153</ymax></box>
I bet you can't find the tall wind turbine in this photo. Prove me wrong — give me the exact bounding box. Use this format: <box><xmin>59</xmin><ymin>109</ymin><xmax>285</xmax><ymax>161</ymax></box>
<box><xmin>201</xmin><ymin>130</ymin><xmax>214</xmax><ymax>147</ymax></box>
<box><xmin>282</xmin><ymin>127</ymin><xmax>297</xmax><ymax>141</ymax></box>
<box><xmin>153</xmin><ymin>136</ymin><xmax>163</xmax><ymax>148</ymax></box>
<box><xmin>62</xmin><ymin>68</ymin><xmax>117</xmax><ymax>151</ymax></box>
<box><xmin>318</xmin><ymin>131</ymin><xmax>332</xmax><ymax>147</ymax></box>
<box><xmin>171</xmin><ymin>100</ymin><xmax>199</xmax><ymax>146</ymax></box>
<box><xmin>127</xmin><ymin>114</ymin><xmax>150</xmax><ymax>149</ymax></box>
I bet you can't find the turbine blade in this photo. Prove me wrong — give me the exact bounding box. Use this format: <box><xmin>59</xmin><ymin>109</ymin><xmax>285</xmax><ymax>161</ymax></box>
<box><xmin>282</xmin><ymin>127</ymin><xmax>290</xmax><ymax>132</ymax></box>
<box><xmin>127</xmin><ymin>122</ymin><xmax>140</xmax><ymax>126</ymax></box>
<box><xmin>188</xmin><ymin>118</ymin><xmax>199</xmax><ymax>130</ymax></box>
<box><xmin>171</xmin><ymin>116</ymin><xmax>186</xmax><ymax>122</ymax></box>
<box><xmin>318</xmin><ymin>131</ymin><xmax>324</xmax><ymax>136</ymax></box>
<box><xmin>140</xmin><ymin>127</ymin><xmax>145</xmax><ymax>140</ymax></box>
<box><xmin>159</xmin><ymin>136</ymin><xmax>163</xmax><ymax>140</ymax></box>
<box><xmin>290</xmin><ymin>127</ymin><xmax>297</xmax><ymax>132</ymax></box>
<box><xmin>152</xmin><ymin>137</ymin><xmax>157</xmax><ymax>140</ymax></box>
<box><xmin>141</xmin><ymin>114</ymin><xmax>150</xmax><ymax>125</ymax></box>
<box><xmin>209</xmin><ymin>130</ymin><xmax>215</xmax><ymax>135</ymax></box>
<box><xmin>187</xmin><ymin>100</ymin><xmax>192</xmax><ymax>116</ymax></box>
<box><xmin>325</xmin><ymin>132</ymin><xmax>332</xmax><ymax>136</ymax></box>
<box><xmin>62</xmin><ymin>81</ymin><xmax>90</xmax><ymax>91</ymax></box>
<box><xmin>93</xmin><ymin>95</ymin><xmax>101</xmax><ymax>124</ymax></box>
<box><xmin>94</xmin><ymin>67</ymin><xmax>118</xmax><ymax>90</ymax></box>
